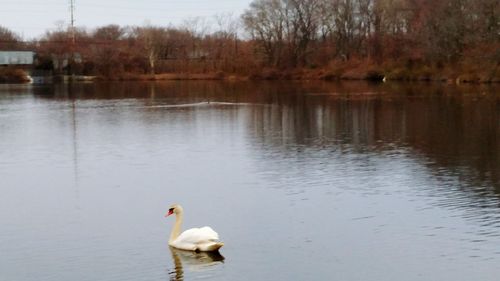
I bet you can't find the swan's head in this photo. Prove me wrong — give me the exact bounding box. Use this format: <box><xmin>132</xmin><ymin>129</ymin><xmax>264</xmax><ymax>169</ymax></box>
<box><xmin>165</xmin><ymin>204</ymin><xmax>183</xmax><ymax>217</ymax></box>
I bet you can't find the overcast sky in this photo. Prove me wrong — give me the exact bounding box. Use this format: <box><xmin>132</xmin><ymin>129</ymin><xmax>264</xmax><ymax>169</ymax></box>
<box><xmin>1</xmin><ymin>0</ymin><xmax>253</xmax><ymax>39</ymax></box>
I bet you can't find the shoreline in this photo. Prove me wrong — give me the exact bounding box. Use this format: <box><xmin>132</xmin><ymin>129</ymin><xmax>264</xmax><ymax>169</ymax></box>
<box><xmin>2</xmin><ymin>67</ymin><xmax>500</xmax><ymax>85</ymax></box>
<box><xmin>99</xmin><ymin>67</ymin><xmax>500</xmax><ymax>84</ymax></box>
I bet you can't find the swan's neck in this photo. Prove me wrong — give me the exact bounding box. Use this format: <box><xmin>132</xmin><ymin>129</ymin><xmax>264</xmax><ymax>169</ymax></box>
<box><xmin>169</xmin><ymin>212</ymin><xmax>183</xmax><ymax>243</ymax></box>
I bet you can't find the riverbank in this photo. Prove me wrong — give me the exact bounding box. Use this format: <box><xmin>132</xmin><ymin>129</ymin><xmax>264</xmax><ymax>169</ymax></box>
<box><xmin>100</xmin><ymin>59</ymin><xmax>500</xmax><ymax>84</ymax></box>
<box><xmin>3</xmin><ymin>62</ymin><xmax>500</xmax><ymax>84</ymax></box>
<box><xmin>248</xmin><ymin>60</ymin><xmax>500</xmax><ymax>83</ymax></box>
<box><xmin>104</xmin><ymin>64</ymin><xmax>500</xmax><ymax>84</ymax></box>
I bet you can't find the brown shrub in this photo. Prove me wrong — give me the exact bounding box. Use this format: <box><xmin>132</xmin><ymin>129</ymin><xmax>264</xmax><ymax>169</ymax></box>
<box><xmin>0</xmin><ymin>68</ymin><xmax>30</xmax><ymax>83</ymax></box>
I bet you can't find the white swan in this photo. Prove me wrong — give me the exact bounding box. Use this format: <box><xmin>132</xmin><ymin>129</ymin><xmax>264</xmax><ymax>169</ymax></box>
<box><xmin>165</xmin><ymin>204</ymin><xmax>224</xmax><ymax>252</ymax></box>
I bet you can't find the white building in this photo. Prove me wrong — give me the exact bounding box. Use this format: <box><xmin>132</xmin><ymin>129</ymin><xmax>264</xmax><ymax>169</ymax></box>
<box><xmin>0</xmin><ymin>51</ymin><xmax>35</xmax><ymax>66</ymax></box>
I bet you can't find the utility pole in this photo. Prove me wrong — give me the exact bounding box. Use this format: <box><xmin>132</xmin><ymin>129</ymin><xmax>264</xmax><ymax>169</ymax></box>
<box><xmin>69</xmin><ymin>0</ymin><xmax>76</xmax><ymax>77</ymax></box>
<box><xmin>70</xmin><ymin>0</ymin><xmax>76</xmax><ymax>45</ymax></box>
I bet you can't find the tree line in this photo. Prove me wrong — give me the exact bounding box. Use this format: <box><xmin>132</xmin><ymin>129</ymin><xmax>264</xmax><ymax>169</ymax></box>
<box><xmin>243</xmin><ymin>0</ymin><xmax>499</xmax><ymax>69</ymax></box>
<box><xmin>1</xmin><ymin>0</ymin><xmax>499</xmax><ymax>80</ymax></box>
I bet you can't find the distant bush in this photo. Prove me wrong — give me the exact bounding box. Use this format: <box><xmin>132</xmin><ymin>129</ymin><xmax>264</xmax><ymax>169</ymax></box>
<box><xmin>0</xmin><ymin>68</ymin><xmax>30</xmax><ymax>83</ymax></box>
<box><xmin>365</xmin><ymin>69</ymin><xmax>384</xmax><ymax>81</ymax></box>
<box><xmin>386</xmin><ymin>68</ymin><xmax>413</xmax><ymax>81</ymax></box>
<box><xmin>318</xmin><ymin>72</ymin><xmax>338</xmax><ymax>81</ymax></box>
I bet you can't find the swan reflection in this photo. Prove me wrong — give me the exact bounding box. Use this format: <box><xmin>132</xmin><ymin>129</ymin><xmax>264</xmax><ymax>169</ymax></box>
<box><xmin>168</xmin><ymin>246</ymin><xmax>225</xmax><ymax>281</ymax></box>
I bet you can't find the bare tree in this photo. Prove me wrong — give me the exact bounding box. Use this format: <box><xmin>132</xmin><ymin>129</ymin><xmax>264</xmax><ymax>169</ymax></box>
<box><xmin>242</xmin><ymin>0</ymin><xmax>287</xmax><ymax>66</ymax></box>
<box><xmin>211</xmin><ymin>13</ymin><xmax>241</xmax><ymax>71</ymax></box>
<box><xmin>0</xmin><ymin>26</ymin><xmax>23</xmax><ymax>50</ymax></box>
<box><xmin>93</xmin><ymin>25</ymin><xmax>124</xmax><ymax>41</ymax></box>
<box><xmin>286</xmin><ymin>0</ymin><xmax>322</xmax><ymax>66</ymax></box>
<box><xmin>135</xmin><ymin>25</ymin><xmax>171</xmax><ymax>74</ymax></box>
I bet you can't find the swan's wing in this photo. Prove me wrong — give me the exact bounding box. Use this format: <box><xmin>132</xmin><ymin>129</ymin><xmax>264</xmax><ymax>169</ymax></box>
<box><xmin>198</xmin><ymin>226</ymin><xmax>220</xmax><ymax>240</ymax></box>
<box><xmin>177</xmin><ymin>226</ymin><xmax>220</xmax><ymax>244</ymax></box>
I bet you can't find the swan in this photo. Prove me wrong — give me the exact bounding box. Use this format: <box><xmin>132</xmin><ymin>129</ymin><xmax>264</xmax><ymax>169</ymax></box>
<box><xmin>165</xmin><ymin>204</ymin><xmax>224</xmax><ymax>252</ymax></box>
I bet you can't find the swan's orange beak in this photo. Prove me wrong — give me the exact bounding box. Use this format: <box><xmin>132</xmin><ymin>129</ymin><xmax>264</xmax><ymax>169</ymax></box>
<box><xmin>165</xmin><ymin>209</ymin><xmax>174</xmax><ymax>217</ymax></box>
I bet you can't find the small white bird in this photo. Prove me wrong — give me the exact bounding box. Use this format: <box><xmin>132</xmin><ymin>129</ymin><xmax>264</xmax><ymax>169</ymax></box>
<box><xmin>165</xmin><ymin>204</ymin><xmax>224</xmax><ymax>252</ymax></box>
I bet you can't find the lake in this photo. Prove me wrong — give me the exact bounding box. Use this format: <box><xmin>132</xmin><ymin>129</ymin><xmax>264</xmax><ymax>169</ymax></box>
<box><xmin>0</xmin><ymin>81</ymin><xmax>499</xmax><ymax>281</ymax></box>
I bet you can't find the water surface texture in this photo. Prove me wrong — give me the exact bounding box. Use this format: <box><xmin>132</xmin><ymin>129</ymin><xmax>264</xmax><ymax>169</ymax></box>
<box><xmin>1</xmin><ymin>82</ymin><xmax>499</xmax><ymax>281</ymax></box>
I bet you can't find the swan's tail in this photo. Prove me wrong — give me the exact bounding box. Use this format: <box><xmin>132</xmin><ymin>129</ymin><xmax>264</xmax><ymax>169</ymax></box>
<box><xmin>199</xmin><ymin>242</ymin><xmax>224</xmax><ymax>252</ymax></box>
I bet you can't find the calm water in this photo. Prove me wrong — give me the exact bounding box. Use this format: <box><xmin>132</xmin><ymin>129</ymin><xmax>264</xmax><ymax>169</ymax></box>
<box><xmin>0</xmin><ymin>81</ymin><xmax>499</xmax><ymax>281</ymax></box>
